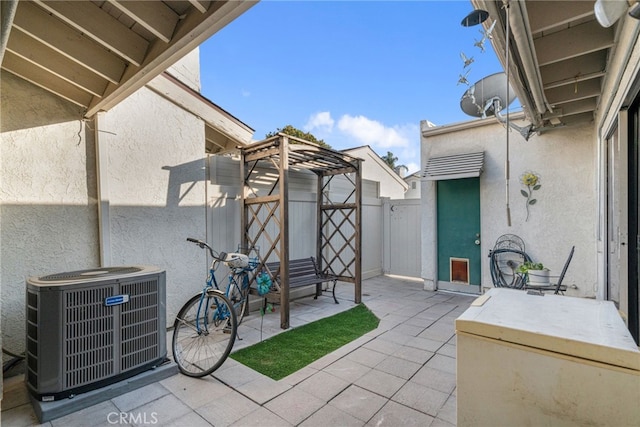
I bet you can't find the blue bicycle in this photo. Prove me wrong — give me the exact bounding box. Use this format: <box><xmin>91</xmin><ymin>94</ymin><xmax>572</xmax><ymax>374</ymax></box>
<box><xmin>172</xmin><ymin>238</ymin><xmax>259</xmax><ymax>377</ymax></box>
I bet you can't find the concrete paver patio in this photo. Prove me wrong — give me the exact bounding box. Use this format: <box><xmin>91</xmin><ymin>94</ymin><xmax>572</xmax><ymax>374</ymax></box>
<box><xmin>2</xmin><ymin>275</ymin><xmax>476</xmax><ymax>426</ymax></box>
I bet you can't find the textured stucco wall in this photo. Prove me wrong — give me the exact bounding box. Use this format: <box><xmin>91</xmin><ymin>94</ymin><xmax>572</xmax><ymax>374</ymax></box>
<box><xmin>1</xmin><ymin>72</ymin><xmax>99</xmax><ymax>355</ymax></box>
<box><xmin>421</xmin><ymin>119</ymin><xmax>597</xmax><ymax>297</ymax></box>
<box><xmin>166</xmin><ymin>47</ymin><xmax>201</xmax><ymax>92</ymax></box>
<box><xmin>99</xmin><ymin>87</ymin><xmax>207</xmax><ymax>325</ymax></box>
<box><xmin>404</xmin><ymin>176</ymin><xmax>421</xmax><ymax>199</ymax></box>
<box><xmin>344</xmin><ymin>147</ymin><xmax>407</xmax><ymax>199</ymax></box>
<box><xmin>1</xmin><ymin>73</ymin><xmax>209</xmax><ymax>354</ymax></box>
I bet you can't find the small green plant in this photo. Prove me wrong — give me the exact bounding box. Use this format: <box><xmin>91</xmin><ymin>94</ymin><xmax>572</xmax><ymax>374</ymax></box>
<box><xmin>516</xmin><ymin>261</ymin><xmax>545</xmax><ymax>274</ymax></box>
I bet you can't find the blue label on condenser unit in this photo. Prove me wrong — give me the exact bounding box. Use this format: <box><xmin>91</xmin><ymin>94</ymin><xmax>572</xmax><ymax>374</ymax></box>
<box><xmin>104</xmin><ymin>294</ymin><xmax>130</xmax><ymax>306</ymax></box>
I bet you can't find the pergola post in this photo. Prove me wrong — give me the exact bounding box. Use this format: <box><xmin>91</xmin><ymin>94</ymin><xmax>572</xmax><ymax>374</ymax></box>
<box><xmin>279</xmin><ymin>137</ymin><xmax>290</xmax><ymax>329</ymax></box>
<box><xmin>240</xmin><ymin>154</ymin><xmax>247</xmax><ymax>255</ymax></box>
<box><xmin>355</xmin><ymin>159</ymin><xmax>362</xmax><ymax>304</ymax></box>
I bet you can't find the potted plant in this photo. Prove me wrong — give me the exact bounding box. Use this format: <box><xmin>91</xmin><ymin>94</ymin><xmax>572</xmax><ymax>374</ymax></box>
<box><xmin>516</xmin><ymin>261</ymin><xmax>550</xmax><ymax>286</ymax></box>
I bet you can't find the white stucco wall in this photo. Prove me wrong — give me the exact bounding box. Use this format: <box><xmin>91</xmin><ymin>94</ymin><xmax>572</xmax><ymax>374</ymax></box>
<box><xmin>404</xmin><ymin>175</ymin><xmax>421</xmax><ymax>199</ymax></box>
<box><xmin>1</xmin><ymin>72</ymin><xmax>100</xmax><ymax>356</ymax></box>
<box><xmin>421</xmin><ymin>118</ymin><xmax>597</xmax><ymax>298</ymax></box>
<box><xmin>99</xmin><ymin>87</ymin><xmax>208</xmax><ymax>325</ymax></box>
<box><xmin>343</xmin><ymin>146</ymin><xmax>407</xmax><ymax>199</ymax></box>
<box><xmin>166</xmin><ymin>47</ymin><xmax>201</xmax><ymax>92</ymax></box>
<box><xmin>1</xmin><ymin>73</ymin><xmax>210</xmax><ymax>353</ymax></box>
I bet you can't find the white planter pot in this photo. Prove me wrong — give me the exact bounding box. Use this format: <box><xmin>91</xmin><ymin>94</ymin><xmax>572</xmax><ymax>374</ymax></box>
<box><xmin>527</xmin><ymin>269</ymin><xmax>550</xmax><ymax>286</ymax></box>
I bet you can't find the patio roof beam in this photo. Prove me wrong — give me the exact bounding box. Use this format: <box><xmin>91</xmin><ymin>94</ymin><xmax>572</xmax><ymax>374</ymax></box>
<box><xmin>1</xmin><ymin>52</ymin><xmax>93</xmax><ymax>107</ymax></box>
<box><xmin>11</xmin><ymin>1</ymin><xmax>126</xmax><ymax>84</ymax></box>
<box><xmin>545</xmin><ymin>78</ymin><xmax>601</xmax><ymax>105</ymax></box>
<box><xmin>109</xmin><ymin>0</ymin><xmax>180</xmax><ymax>43</ymax></box>
<box><xmin>6</xmin><ymin>29</ymin><xmax>108</xmax><ymax>97</ymax></box>
<box><xmin>189</xmin><ymin>1</ymin><xmax>212</xmax><ymax>14</ymax></box>
<box><xmin>535</xmin><ymin>20</ymin><xmax>614</xmax><ymax>67</ymax></box>
<box><xmin>85</xmin><ymin>1</ymin><xmax>259</xmax><ymax>117</ymax></box>
<box><xmin>33</xmin><ymin>0</ymin><xmax>149</xmax><ymax>67</ymax></box>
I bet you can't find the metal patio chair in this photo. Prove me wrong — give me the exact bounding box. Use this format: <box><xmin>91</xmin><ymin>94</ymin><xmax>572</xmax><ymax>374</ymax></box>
<box><xmin>489</xmin><ymin>234</ymin><xmax>531</xmax><ymax>289</ymax></box>
<box><xmin>524</xmin><ymin>246</ymin><xmax>575</xmax><ymax>295</ymax></box>
<box><xmin>489</xmin><ymin>247</ymin><xmax>533</xmax><ymax>289</ymax></box>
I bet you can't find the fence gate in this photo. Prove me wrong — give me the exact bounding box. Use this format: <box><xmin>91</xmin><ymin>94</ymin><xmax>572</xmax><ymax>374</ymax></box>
<box><xmin>383</xmin><ymin>198</ymin><xmax>421</xmax><ymax>278</ymax></box>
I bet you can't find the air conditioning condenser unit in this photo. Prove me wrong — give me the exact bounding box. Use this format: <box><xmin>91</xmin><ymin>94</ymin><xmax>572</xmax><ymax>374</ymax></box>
<box><xmin>25</xmin><ymin>265</ymin><xmax>167</xmax><ymax>401</ymax></box>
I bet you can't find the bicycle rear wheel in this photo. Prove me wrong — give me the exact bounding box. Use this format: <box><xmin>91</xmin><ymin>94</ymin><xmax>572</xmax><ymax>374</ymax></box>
<box><xmin>172</xmin><ymin>290</ymin><xmax>237</xmax><ymax>377</ymax></box>
<box><xmin>227</xmin><ymin>273</ymin><xmax>249</xmax><ymax>324</ymax></box>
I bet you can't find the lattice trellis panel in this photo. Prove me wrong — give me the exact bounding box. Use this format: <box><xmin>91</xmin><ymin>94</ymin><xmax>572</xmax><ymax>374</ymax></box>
<box><xmin>244</xmin><ymin>199</ymin><xmax>282</xmax><ymax>284</ymax></box>
<box><xmin>320</xmin><ymin>207</ymin><xmax>356</xmax><ymax>277</ymax></box>
<box><xmin>317</xmin><ymin>172</ymin><xmax>359</xmax><ymax>282</ymax></box>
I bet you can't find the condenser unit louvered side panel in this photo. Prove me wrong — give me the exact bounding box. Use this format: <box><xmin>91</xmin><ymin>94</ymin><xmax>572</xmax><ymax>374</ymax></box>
<box><xmin>25</xmin><ymin>266</ymin><xmax>166</xmax><ymax>401</ymax></box>
<box><xmin>120</xmin><ymin>278</ymin><xmax>162</xmax><ymax>371</ymax></box>
<box><xmin>26</xmin><ymin>290</ymin><xmax>39</xmax><ymax>392</ymax></box>
<box><xmin>63</xmin><ymin>285</ymin><xmax>116</xmax><ymax>389</ymax></box>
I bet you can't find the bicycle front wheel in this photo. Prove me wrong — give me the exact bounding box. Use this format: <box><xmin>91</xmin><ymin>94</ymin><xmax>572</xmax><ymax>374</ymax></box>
<box><xmin>172</xmin><ymin>291</ymin><xmax>237</xmax><ymax>377</ymax></box>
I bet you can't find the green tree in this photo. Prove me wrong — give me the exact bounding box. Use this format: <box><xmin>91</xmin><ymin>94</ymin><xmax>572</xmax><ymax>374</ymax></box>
<box><xmin>266</xmin><ymin>125</ymin><xmax>332</xmax><ymax>149</ymax></box>
<box><xmin>380</xmin><ymin>151</ymin><xmax>399</xmax><ymax>169</ymax></box>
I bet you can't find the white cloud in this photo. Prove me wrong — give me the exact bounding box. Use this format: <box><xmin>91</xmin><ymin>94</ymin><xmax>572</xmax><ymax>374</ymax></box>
<box><xmin>300</xmin><ymin>111</ymin><xmax>420</xmax><ymax>174</ymax></box>
<box><xmin>241</xmin><ymin>89</ymin><xmax>250</xmax><ymax>97</ymax></box>
<box><xmin>304</xmin><ymin>111</ymin><xmax>334</xmax><ymax>132</ymax></box>
<box><xmin>395</xmin><ymin>142</ymin><xmax>421</xmax><ymax>175</ymax></box>
<box><xmin>404</xmin><ymin>161</ymin><xmax>420</xmax><ymax>174</ymax></box>
<box><xmin>337</xmin><ymin>115</ymin><xmax>409</xmax><ymax>149</ymax></box>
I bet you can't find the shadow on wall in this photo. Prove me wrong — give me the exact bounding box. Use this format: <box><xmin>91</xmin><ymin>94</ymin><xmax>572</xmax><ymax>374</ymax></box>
<box><xmin>162</xmin><ymin>159</ymin><xmax>207</xmax><ymax>208</ymax></box>
<box><xmin>0</xmin><ymin>71</ymin><xmax>87</xmax><ymax>133</ymax></box>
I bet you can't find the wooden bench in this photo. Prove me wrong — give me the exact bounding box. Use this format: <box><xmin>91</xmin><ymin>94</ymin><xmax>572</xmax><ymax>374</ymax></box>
<box><xmin>264</xmin><ymin>257</ymin><xmax>339</xmax><ymax>304</ymax></box>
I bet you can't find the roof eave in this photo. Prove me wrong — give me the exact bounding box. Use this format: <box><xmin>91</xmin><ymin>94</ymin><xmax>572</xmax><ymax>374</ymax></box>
<box><xmin>471</xmin><ymin>0</ymin><xmax>546</xmax><ymax>128</ymax></box>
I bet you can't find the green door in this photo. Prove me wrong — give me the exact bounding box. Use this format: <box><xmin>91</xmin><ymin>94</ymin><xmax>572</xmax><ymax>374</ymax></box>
<box><xmin>437</xmin><ymin>178</ymin><xmax>481</xmax><ymax>293</ymax></box>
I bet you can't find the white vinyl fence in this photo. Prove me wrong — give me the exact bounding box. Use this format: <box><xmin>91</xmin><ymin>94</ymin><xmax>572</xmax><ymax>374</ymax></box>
<box><xmin>383</xmin><ymin>198</ymin><xmax>422</xmax><ymax>278</ymax></box>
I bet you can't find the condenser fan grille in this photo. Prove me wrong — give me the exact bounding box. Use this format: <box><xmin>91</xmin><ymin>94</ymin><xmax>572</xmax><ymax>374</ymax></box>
<box><xmin>39</xmin><ymin>267</ymin><xmax>143</xmax><ymax>282</ymax></box>
<box><xmin>120</xmin><ymin>279</ymin><xmax>160</xmax><ymax>371</ymax></box>
<box><xmin>64</xmin><ymin>286</ymin><xmax>116</xmax><ymax>388</ymax></box>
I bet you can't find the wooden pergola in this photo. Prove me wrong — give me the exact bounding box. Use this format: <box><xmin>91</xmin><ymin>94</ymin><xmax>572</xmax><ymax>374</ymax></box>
<box><xmin>240</xmin><ymin>133</ymin><xmax>362</xmax><ymax>329</ymax></box>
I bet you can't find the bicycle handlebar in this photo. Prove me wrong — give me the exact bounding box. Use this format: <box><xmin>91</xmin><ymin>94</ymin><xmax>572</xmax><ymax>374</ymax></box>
<box><xmin>186</xmin><ymin>238</ymin><xmax>227</xmax><ymax>261</ymax></box>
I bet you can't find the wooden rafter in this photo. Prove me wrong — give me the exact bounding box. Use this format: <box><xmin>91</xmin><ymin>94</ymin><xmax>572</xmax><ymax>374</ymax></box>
<box><xmin>2</xmin><ymin>1</ymin><xmax>258</xmax><ymax>117</ymax></box>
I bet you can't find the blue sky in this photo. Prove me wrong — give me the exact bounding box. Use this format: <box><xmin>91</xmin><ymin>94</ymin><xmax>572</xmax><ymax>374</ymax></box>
<box><xmin>200</xmin><ymin>0</ymin><xmax>503</xmax><ymax>174</ymax></box>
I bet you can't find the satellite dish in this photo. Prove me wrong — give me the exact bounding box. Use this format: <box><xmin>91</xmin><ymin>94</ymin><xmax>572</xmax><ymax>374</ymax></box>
<box><xmin>461</xmin><ymin>9</ymin><xmax>489</xmax><ymax>27</ymax></box>
<box><xmin>460</xmin><ymin>72</ymin><xmax>515</xmax><ymax>118</ymax></box>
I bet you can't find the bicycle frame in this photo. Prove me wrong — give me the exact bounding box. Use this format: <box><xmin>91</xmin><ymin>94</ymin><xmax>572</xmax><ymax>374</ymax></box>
<box><xmin>193</xmin><ymin>259</ymin><xmax>229</xmax><ymax>334</ymax></box>
<box><xmin>195</xmin><ymin>253</ymin><xmax>255</xmax><ymax>333</ymax></box>
<box><xmin>186</xmin><ymin>238</ymin><xmax>259</xmax><ymax>333</ymax></box>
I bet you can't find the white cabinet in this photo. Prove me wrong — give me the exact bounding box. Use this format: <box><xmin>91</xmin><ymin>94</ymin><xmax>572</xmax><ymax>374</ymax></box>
<box><xmin>456</xmin><ymin>288</ymin><xmax>640</xmax><ymax>426</ymax></box>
